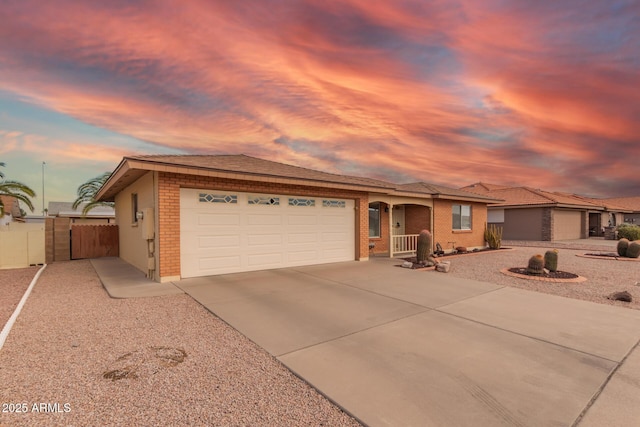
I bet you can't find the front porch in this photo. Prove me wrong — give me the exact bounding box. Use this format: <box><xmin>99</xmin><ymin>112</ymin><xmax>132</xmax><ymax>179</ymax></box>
<box><xmin>368</xmin><ymin>200</ymin><xmax>432</xmax><ymax>258</ymax></box>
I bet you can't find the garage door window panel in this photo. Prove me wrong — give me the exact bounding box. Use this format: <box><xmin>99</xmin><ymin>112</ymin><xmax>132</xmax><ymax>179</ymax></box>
<box><xmin>199</xmin><ymin>193</ymin><xmax>237</xmax><ymax>204</ymax></box>
<box><xmin>323</xmin><ymin>199</ymin><xmax>346</xmax><ymax>208</ymax></box>
<box><xmin>248</xmin><ymin>195</ymin><xmax>280</xmax><ymax>205</ymax></box>
<box><xmin>289</xmin><ymin>198</ymin><xmax>316</xmax><ymax>207</ymax></box>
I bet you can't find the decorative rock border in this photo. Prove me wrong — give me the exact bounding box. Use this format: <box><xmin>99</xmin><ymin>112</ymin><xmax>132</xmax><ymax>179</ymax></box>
<box><xmin>499</xmin><ymin>268</ymin><xmax>587</xmax><ymax>283</ymax></box>
<box><xmin>576</xmin><ymin>254</ymin><xmax>640</xmax><ymax>262</ymax></box>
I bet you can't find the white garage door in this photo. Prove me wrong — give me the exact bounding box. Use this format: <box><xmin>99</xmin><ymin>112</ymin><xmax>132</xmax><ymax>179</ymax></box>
<box><xmin>180</xmin><ymin>189</ymin><xmax>355</xmax><ymax>277</ymax></box>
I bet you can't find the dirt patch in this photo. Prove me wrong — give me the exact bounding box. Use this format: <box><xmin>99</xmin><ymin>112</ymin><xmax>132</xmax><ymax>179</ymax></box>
<box><xmin>103</xmin><ymin>346</ymin><xmax>187</xmax><ymax>381</ymax></box>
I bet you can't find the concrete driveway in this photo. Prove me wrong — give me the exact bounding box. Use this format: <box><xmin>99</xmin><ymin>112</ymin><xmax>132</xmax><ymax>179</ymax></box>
<box><xmin>175</xmin><ymin>258</ymin><xmax>640</xmax><ymax>426</ymax></box>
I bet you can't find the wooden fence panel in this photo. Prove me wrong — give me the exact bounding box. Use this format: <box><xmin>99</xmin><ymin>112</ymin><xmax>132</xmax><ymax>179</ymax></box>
<box><xmin>71</xmin><ymin>224</ymin><xmax>119</xmax><ymax>260</ymax></box>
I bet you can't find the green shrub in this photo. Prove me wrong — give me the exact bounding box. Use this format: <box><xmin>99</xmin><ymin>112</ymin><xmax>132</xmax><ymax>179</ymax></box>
<box><xmin>617</xmin><ymin>224</ymin><xmax>640</xmax><ymax>241</ymax></box>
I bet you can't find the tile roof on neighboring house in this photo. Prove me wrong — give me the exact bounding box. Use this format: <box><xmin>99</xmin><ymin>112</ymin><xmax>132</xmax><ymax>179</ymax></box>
<box><xmin>96</xmin><ymin>154</ymin><xmax>503</xmax><ymax>204</ymax></box>
<box><xmin>600</xmin><ymin>196</ymin><xmax>640</xmax><ymax>212</ymax></box>
<box><xmin>461</xmin><ymin>183</ymin><xmax>605</xmax><ymax>210</ymax></box>
<box><xmin>461</xmin><ymin>182</ymin><xmax>511</xmax><ymax>193</ymax></box>
<box><xmin>564</xmin><ymin>194</ymin><xmax>632</xmax><ymax>213</ymax></box>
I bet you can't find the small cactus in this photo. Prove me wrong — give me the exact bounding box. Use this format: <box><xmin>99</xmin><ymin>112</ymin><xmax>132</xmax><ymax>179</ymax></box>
<box><xmin>617</xmin><ymin>238</ymin><xmax>629</xmax><ymax>257</ymax></box>
<box><xmin>544</xmin><ymin>250</ymin><xmax>558</xmax><ymax>272</ymax></box>
<box><xmin>627</xmin><ymin>241</ymin><xmax>640</xmax><ymax>259</ymax></box>
<box><xmin>416</xmin><ymin>229</ymin><xmax>433</xmax><ymax>263</ymax></box>
<box><xmin>527</xmin><ymin>254</ymin><xmax>545</xmax><ymax>275</ymax></box>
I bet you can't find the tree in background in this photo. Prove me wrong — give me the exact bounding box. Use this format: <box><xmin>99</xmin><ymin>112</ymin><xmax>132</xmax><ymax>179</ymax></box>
<box><xmin>73</xmin><ymin>172</ymin><xmax>114</xmax><ymax>215</ymax></box>
<box><xmin>0</xmin><ymin>162</ymin><xmax>36</xmax><ymax>217</ymax></box>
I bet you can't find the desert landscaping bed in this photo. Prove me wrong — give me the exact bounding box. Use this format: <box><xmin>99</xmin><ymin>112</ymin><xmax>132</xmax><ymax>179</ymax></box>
<box><xmin>430</xmin><ymin>246</ymin><xmax>640</xmax><ymax>310</ymax></box>
<box><xmin>0</xmin><ymin>261</ymin><xmax>360</xmax><ymax>426</ymax></box>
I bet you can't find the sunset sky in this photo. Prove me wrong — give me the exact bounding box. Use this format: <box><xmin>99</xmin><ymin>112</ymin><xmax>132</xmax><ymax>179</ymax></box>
<box><xmin>1</xmin><ymin>0</ymin><xmax>638</xmax><ymax>214</ymax></box>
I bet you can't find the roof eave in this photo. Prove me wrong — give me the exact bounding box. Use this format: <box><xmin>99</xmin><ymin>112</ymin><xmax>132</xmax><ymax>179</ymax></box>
<box><xmin>431</xmin><ymin>194</ymin><xmax>504</xmax><ymax>203</ymax></box>
<box><xmin>488</xmin><ymin>203</ymin><xmax>605</xmax><ymax>210</ymax></box>
<box><xmin>97</xmin><ymin>157</ymin><xmax>396</xmax><ymax>201</ymax></box>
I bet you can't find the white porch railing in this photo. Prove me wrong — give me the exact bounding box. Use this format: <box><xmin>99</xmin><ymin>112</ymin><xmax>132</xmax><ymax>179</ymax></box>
<box><xmin>391</xmin><ymin>234</ymin><xmax>419</xmax><ymax>256</ymax></box>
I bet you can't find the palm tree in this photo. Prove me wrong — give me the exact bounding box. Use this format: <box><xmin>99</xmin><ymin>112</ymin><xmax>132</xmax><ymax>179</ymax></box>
<box><xmin>0</xmin><ymin>162</ymin><xmax>36</xmax><ymax>217</ymax></box>
<box><xmin>73</xmin><ymin>172</ymin><xmax>114</xmax><ymax>215</ymax></box>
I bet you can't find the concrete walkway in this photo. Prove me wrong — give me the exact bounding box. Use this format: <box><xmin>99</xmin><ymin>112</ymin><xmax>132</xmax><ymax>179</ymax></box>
<box><xmin>90</xmin><ymin>257</ymin><xmax>183</xmax><ymax>298</ymax></box>
<box><xmin>172</xmin><ymin>258</ymin><xmax>640</xmax><ymax>427</ymax></box>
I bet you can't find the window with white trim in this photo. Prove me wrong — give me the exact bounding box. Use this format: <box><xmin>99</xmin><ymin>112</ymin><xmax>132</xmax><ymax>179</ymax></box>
<box><xmin>369</xmin><ymin>202</ymin><xmax>381</xmax><ymax>237</ymax></box>
<box><xmin>452</xmin><ymin>204</ymin><xmax>472</xmax><ymax>230</ymax></box>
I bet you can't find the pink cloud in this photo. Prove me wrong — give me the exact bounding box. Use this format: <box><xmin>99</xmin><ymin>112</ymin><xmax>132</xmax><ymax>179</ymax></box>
<box><xmin>0</xmin><ymin>0</ymin><xmax>638</xmax><ymax>196</ymax></box>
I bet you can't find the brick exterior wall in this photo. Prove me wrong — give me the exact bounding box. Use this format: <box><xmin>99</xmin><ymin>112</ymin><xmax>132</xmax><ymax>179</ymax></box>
<box><xmin>581</xmin><ymin>211</ymin><xmax>589</xmax><ymax>239</ymax></box>
<box><xmin>405</xmin><ymin>205</ymin><xmax>431</xmax><ymax>235</ymax></box>
<box><xmin>157</xmin><ymin>172</ymin><xmax>369</xmax><ymax>279</ymax></box>
<box><xmin>432</xmin><ymin>199</ymin><xmax>487</xmax><ymax>252</ymax></box>
<box><xmin>541</xmin><ymin>208</ymin><xmax>553</xmax><ymax>241</ymax></box>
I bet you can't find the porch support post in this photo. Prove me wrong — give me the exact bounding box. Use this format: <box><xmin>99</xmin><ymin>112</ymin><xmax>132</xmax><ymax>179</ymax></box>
<box><xmin>389</xmin><ymin>203</ymin><xmax>394</xmax><ymax>258</ymax></box>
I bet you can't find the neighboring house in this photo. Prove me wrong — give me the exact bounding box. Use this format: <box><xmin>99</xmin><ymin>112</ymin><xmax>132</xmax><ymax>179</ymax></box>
<box><xmin>47</xmin><ymin>201</ymin><xmax>115</xmax><ymax>224</ymax></box>
<box><xmin>601</xmin><ymin>197</ymin><xmax>640</xmax><ymax>225</ymax></box>
<box><xmin>461</xmin><ymin>183</ymin><xmax>609</xmax><ymax>241</ymax></box>
<box><xmin>95</xmin><ymin>155</ymin><xmax>499</xmax><ymax>282</ymax></box>
<box><xmin>565</xmin><ymin>195</ymin><xmax>630</xmax><ymax>236</ymax></box>
<box><xmin>0</xmin><ymin>195</ymin><xmax>23</xmax><ymax>225</ymax></box>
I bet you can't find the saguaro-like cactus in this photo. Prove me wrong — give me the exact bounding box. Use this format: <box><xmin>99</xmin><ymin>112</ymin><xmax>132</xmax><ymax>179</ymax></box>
<box><xmin>527</xmin><ymin>254</ymin><xmax>545</xmax><ymax>275</ymax></box>
<box><xmin>618</xmin><ymin>238</ymin><xmax>630</xmax><ymax>257</ymax></box>
<box><xmin>627</xmin><ymin>241</ymin><xmax>640</xmax><ymax>259</ymax></box>
<box><xmin>544</xmin><ymin>250</ymin><xmax>558</xmax><ymax>272</ymax></box>
<box><xmin>416</xmin><ymin>229</ymin><xmax>433</xmax><ymax>263</ymax></box>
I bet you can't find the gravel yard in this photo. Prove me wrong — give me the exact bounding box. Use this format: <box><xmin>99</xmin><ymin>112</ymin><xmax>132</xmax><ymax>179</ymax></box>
<box><xmin>440</xmin><ymin>244</ymin><xmax>640</xmax><ymax>310</ymax></box>
<box><xmin>0</xmin><ymin>267</ymin><xmax>38</xmax><ymax>329</ymax></box>
<box><xmin>0</xmin><ymin>261</ymin><xmax>360</xmax><ymax>426</ymax></box>
<box><xmin>2</xmin><ymin>240</ymin><xmax>639</xmax><ymax>426</ymax></box>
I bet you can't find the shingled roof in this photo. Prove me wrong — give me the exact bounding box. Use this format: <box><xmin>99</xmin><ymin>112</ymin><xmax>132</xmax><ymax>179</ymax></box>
<box><xmin>396</xmin><ymin>182</ymin><xmax>501</xmax><ymax>202</ymax></box>
<box><xmin>96</xmin><ymin>154</ymin><xmax>502</xmax><ymax>204</ymax></box>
